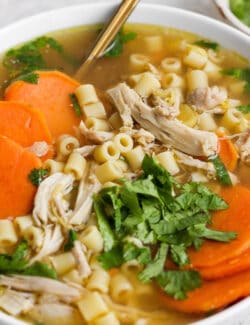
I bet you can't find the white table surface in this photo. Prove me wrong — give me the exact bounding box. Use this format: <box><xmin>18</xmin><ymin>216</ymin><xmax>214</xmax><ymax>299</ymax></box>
<box><xmin>0</xmin><ymin>1</ymin><xmax>249</xmax><ymax>325</ymax></box>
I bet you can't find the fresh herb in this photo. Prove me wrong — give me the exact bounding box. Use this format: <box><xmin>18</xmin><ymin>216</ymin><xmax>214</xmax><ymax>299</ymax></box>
<box><xmin>94</xmin><ymin>155</ymin><xmax>236</xmax><ymax>299</ymax></box>
<box><xmin>13</xmin><ymin>71</ymin><xmax>39</xmax><ymax>84</ymax></box>
<box><xmin>230</xmin><ymin>0</ymin><xmax>250</xmax><ymax>27</ymax></box>
<box><xmin>64</xmin><ymin>229</ymin><xmax>78</xmax><ymax>251</ymax></box>
<box><xmin>209</xmin><ymin>156</ymin><xmax>232</xmax><ymax>186</ymax></box>
<box><xmin>236</xmin><ymin>104</ymin><xmax>250</xmax><ymax>114</ymax></box>
<box><xmin>103</xmin><ymin>30</ymin><xmax>137</xmax><ymax>58</ymax></box>
<box><xmin>28</xmin><ymin>168</ymin><xmax>49</xmax><ymax>186</ymax></box>
<box><xmin>194</xmin><ymin>40</ymin><xmax>220</xmax><ymax>51</ymax></box>
<box><xmin>221</xmin><ymin>68</ymin><xmax>250</xmax><ymax>93</ymax></box>
<box><xmin>0</xmin><ymin>240</ymin><xmax>57</xmax><ymax>279</ymax></box>
<box><xmin>3</xmin><ymin>36</ymin><xmax>77</xmax><ymax>80</ymax></box>
<box><xmin>70</xmin><ymin>93</ymin><xmax>83</xmax><ymax>117</ymax></box>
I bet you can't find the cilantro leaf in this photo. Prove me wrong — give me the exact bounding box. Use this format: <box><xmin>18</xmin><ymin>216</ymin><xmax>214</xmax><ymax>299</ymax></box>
<box><xmin>221</xmin><ymin>68</ymin><xmax>250</xmax><ymax>93</ymax></box>
<box><xmin>13</xmin><ymin>72</ymin><xmax>39</xmax><ymax>84</ymax></box>
<box><xmin>64</xmin><ymin>229</ymin><xmax>78</xmax><ymax>251</ymax></box>
<box><xmin>236</xmin><ymin>104</ymin><xmax>250</xmax><ymax>114</ymax></box>
<box><xmin>157</xmin><ymin>270</ymin><xmax>202</xmax><ymax>300</ymax></box>
<box><xmin>22</xmin><ymin>261</ymin><xmax>57</xmax><ymax>279</ymax></box>
<box><xmin>209</xmin><ymin>156</ymin><xmax>232</xmax><ymax>186</ymax></box>
<box><xmin>70</xmin><ymin>93</ymin><xmax>83</xmax><ymax>117</ymax></box>
<box><xmin>170</xmin><ymin>244</ymin><xmax>190</xmax><ymax>267</ymax></box>
<box><xmin>104</xmin><ymin>30</ymin><xmax>137</xmax><ymax>58</ymax></box>
<box><xmin>98</xmin><ymin>245</ymin><xmax>124</xmax><ymax>269</ymax></box>
<box><xmin>123</xmin><ymin>242</ymin><xmax>151</xmax><ymax>265</ymax></box>
<box><xmin>28</xmin><ymin>168</ymin><xmax>49</xmax><ymax>186</ymax></box>
<box><xmin>195</xmin><ymin>40</ymin><xmax>220</xmax><ymax>51</ymax></box>
<box><xmin>188</xmin><ymin>224</ymin><xmax>237</xmax><ymax>242</ymax></box>
<box><xmin>138</xmin><ymin>243</ymin><xmax>168</xmax><ymax>283</ymax></box>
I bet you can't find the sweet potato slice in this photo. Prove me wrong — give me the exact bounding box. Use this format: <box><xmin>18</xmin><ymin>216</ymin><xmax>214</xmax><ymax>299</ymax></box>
<box><xmin>189</xmin><ymin>185</ymin><xmax>250</xmax><ymax>268</ymax></box>
<box><xmin>159</xmin><ymin>268</ymin><xmax>250</xmax><ymax>314</ymax></box>
<box><xmin>0</xmin><ymin>135</ymin><xmax>41</xmax><ymax>219</ymax></box>
<box><xmin>4</xmin><ymin>71</ymin><xmax>81</xmax><ymax>138</ymax></box>
<box><xmin>0</xmin><ymin>101</ymin><xmax>52</xmax><ymax>159</ymax></box>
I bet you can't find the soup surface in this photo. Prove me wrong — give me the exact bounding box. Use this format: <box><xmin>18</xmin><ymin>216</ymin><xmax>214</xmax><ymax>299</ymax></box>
<box><xmin>0</xmin><ymin>23</ymin><xmax>249</xmax><ymax>325</ymax></box>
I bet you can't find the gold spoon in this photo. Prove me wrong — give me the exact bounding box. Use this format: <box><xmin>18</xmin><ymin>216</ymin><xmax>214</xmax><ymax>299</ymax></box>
<box><xmin>74</xmin><ymin>0</ymin><xmax>139</xmax><ymax>81</ymax></box>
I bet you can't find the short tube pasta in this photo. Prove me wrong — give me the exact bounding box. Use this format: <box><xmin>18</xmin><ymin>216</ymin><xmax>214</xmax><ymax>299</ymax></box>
<box><xmin>75</xmin><ymin>84</ymin><xmax>99</xmax><ymax>107</ymax></box>
<box><xmin>79</xmin><ymin>225</ymin><xmax>104</xmax><ymax>253</ymax></box>
<box><xmin>50</xmin><ymin>252</ymin><xmax>76</xmax><ymax>275</ymax></box>
<box><xmin>109</xmin><ymin>112</ymin><xmax>123</xmax><ymax>130</ymax></box>
<box><xmin>156</xmin><ymin>151</ymin><xmax>180</xmax><ymax>175</ymax></box>
<box><xmin>76</xmin><ymin>292</ymin><xmax>108</xmax><ymax>322</ymax></box>
<box><xmin>110</xmin><ymin>273</ymin><xmax>133</xmax><ymax>303</ymax></box>
<box><xmin>62</xmin><ymin>269</ymin><xmax>83</xmax><ymax>285</ymax></box>
<box><xmin>57</xmin><ymin>135</ymin><xmax>80</xmax><ymax>156</ymax></box>
<box><xmin>43</xmin><ymin>159</ymin><xmax>65</xmax><ymax>175</ymax></box>
<box><xmin>186</xmin><ymin>69</ymin><xmax>208</xmax><ymax>91</ymax></box>
<box><xmin>94</xmin><ymin>141</ymin><xmax>120</xmax><ymax>163</ymax></box>
<box><xmin>14</xmin><ymin>215</ymin><xmax>33</xmax><ymax>235</ymax></box>
<box><xmin>134</xmin><ymin>72</ymin><xmax>161</xmax><ymax>97</ymax></box>
<box><xmin>94</xmin><ymin>312</ymin><xmax>120</xmax><ymax>325</ymax></box>
<box><xmin>162</xmin><ymin>73</ymin><xmax>185</xmax><ymax>89</ymax></box>
<box><xmin>129</xmin><ymin>54</ymin><xmax>150</xmax><ymax>72</ymax></box>
<box><xmin>123</xmin><ymin>146</ymin><xmax>145</xmax><ymax>171</ymax></box>
<box><xmin>198</xmin><ymin>112</ymin><xmax>217</xmax><ymax>131</ymax></box>
<box><xmin>95</xmin><ymin>161</ymin><xmax>123</xmax><ymax>183</ymax></box>
<box><xmin>113</xmin><ymin>133</ymin><xmax>134</xmax><ymax>153</ymax></box>
<box><xmin>221</xmin><ymin>108</ymin><xmax>242</xmax><ymax>131</ymax></box>
<box><xmin>64</xmin><ymin>152</ymin><xmax>87</xmax><ymax>180</ymax></box>
<box><xmin>183</xmin><ymin>45</ymin><xmax>208</xmax><ymax>69</ymax></box>
<box><xmin>0</xmin><ymin>220</ymin><xmax>18</xmax><ymax>247</ymax></box>
<box><xmin>115</xmin><ymin>159</ymin><xmax>129</xmax><ymax>172</ymax></box>
<box><xmin>161</xmin><ymin>57</ymin><xmax>182</xmax><ymax>73</ymax></box>
<box><xmin>82</xmin><ymin>101</ymin><xmax>107</xmax><ymax>119</ymax></box>
<box><xmin>85</xmin><ymin>117</ymin><xmax>110</xmax><ymax>131</ymax></box>
<box><xmin>203</xmin><ymin>60</ymin><xmax>221</xmax><ymax>81</ymax></box>
<box><xmin>86</xmin><ymin>269</ymin><xmax>110</xmax><ymax>293</ymax></box>
<box><xmin>23</xmin><ymin>226</ymin><xmax>43</xmax><ymax>250</ymax></box>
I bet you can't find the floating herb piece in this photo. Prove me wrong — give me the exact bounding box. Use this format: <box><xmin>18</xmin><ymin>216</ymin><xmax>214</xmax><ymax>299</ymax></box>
<box><xmin>70</xmin><ymin>93</ymin><xmax>83</xmax><ymax>117</ymax></box>
<box><xmin>13</xmin><ymin>71</ymin><xmax>39</xmax><ymax>84</ymax></box>
<box><xmin>64</xmin><ymin>229</ymin><xmax>78</xmax><ymax>251</ymax></box>
<box><xmin>209</xmin><ymin>156</ymin><xmax>232</xmax><ymax>186</ymax></box>
<box><xmin>195</xmin><ymin>40</ymin><xmax>220</xmax><ymax>51</ymax></box>
<box><xmin>28</xmin><ymin>168</ymin><xmax>49</xmax><ymax>186</ymax></box>
<box><xmin>236</xmin><ymin>104</ymin><xmax>250</xmax><ymax>114</ymax></box>
<box><xmin>103</xmin><ymin>30</ymin><xmax>137</xmax><ymax>58</ymax></box>
<box><xmin>221</xmin><ymin>68</ymin><xmax>250</xmax><ymax>93</ymax></box>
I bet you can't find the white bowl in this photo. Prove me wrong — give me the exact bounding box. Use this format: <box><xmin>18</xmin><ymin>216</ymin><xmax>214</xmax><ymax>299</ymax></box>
<box><xmin>0</xmin><ymin>2</ymin><xmax>249</xmax><ymax>325</ymax></box>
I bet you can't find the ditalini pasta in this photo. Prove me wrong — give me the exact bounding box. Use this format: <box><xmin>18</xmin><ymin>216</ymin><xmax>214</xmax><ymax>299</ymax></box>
<box><xmin>0</xmin><ymin>21</ymin><xmax>249</xmax><ymax>325</ymax></box>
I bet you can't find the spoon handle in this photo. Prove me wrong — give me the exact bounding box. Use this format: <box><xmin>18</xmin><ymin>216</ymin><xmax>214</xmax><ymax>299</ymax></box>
<box><xmin>74</xmin><ymin>0</ymin><xmax>139</xmax><ymax>80</ymax></box>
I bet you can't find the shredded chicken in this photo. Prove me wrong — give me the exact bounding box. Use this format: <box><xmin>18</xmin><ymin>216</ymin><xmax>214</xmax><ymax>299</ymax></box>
<box><xmin>72</xmin><ymin>241</ymin><xmax>91</xmax><ymax>278</ymax></box>
<box><xmin>0</xmin><ymin>289</ymin><xmax>35</xmax><ymax>316</ymax></box>
<box><xmin>33</xmin><ymin>173</ymin><xmax>74</xmax><ymax>226</ymax></box>
<box><xmin>151</xmin><ymin>88</ymin><xmax>181</xmax><ymax>119</ymax></box>
<box><xmin>187</xmin><ymin>86</ymin><xmax>227</xmax><ymax>113</ymax></box>
<box><xmin>70</xmin><ymin>164</ymin><xmax>101</xmax><ymax>226</ymax></box>
<box><xmin>108</xmin><ymin>83</ymin><xmax>218</xmax><ymax>157</ymax></box>
<box><xmin>175</xmin><ymin>150</ymin><xmax>216</xmax><ymax>179</ymax></box>
<box><xmin>29</xmin><ymin>225</ymin><xmax>64</xmax><ymax>264</ymax></box>
<box><xmin>0</xmin><ymin>276</ymin><xmax>82</xmax><ymax>301</ymax></box>
<box><xmin>74</xmin><ymin>145</ymin><xmax>97</xmax><ymax>157</ymax></box>
<box><xmin>26</xmin><ymin>141</ymin><xmax>49</xmax><ymax>157</ymax></box>
<box><xmin>79</xmin><ymin>120</ymin><xmax>114</xmax><ymax>144</ymax></box>
<box><xmin>131</xmin><ymin>128</ymin><xmax>155</xmax><ymax>147</ymax></box>
<box><xmin>235</xmin><ymin>128</ymin><xmax>250</xmax><ymax>165</ymax></box>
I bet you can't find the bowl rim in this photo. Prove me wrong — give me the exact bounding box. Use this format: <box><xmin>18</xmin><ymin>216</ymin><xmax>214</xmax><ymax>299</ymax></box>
<box><xmin>0</xmin><ymin>2</ymin><xmax>249</xmax><ymax>325</ymax></box>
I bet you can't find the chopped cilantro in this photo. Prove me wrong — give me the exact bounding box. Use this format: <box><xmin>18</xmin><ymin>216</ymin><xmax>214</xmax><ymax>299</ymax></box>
<box><xmin>221</xmin><ymin>68</ymin><xmax>250</xmax><ymax>93</ymax></box>
<box><xmin>236</xmin><ymin>104</ymin><xmax>250</xmax><ymax>114</ymax></box>
<box><xmin>103</xmin><ymin>30</ymin><xmax>137</xmax><ymax>58</ymax></box>
<box><xmin>70</xmin><ymin>93</ymin><xmax>83</xmax><ymax>117</ymax></box>
<box><xmin>28</xmin><ymin>168</ymin><xmax>49</xmax><ymax>186</ymax></box>
<box><xmin>157</xmin><ymin>270</ymin><xmax>202</xmax><ymax>300</ymax></box>
<box><xmin>0</xmin><ymin>241</ymin><xmax>57</xmax><ymax>279</ymax></box>
<box><xmin>13</xmin><ymin>71</ymin><xmax>39</xmax><ymax>84</ymax></box>
<box><xmin>94</xmin><ymin>155</ymin><xmax>236</xmax><ymax>299</ymax></box>
<box><xmin>209</xmin><ymin>156</ymin><xmax>232</xmax><ymax>186</ymax></box>
<box><xmin>195</xmin><ymin>40</ymin><xmax>220</xmax><ymax>51</ymax></box>
<box><xmin>64</xmin><ymin>229</ymin><xmax>78</xmax><ymax>252</ymax></box>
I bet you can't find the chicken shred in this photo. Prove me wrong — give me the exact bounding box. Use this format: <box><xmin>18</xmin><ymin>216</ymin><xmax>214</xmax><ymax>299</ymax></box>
<box><xmin>79</xmin><ymin>120</ymin><xmax>114</xmax><ymax>144</ymax></box>
<box><xmin>26</xmin><ymin>141</ymin><xmax>50</xmax><ymax>158</ymax></box>
<box><xmin>235</xmin><ymin>128</ymin><xmax>250</xmax><ymax>165</ymax></box>
<box><xmin>0</xmin><ymin>289</ymin><xmax>35</xmax><ymax>316</ymax></box>
<box><xmin>72</xmin><ymin>241</ymin><xmax>91</xmax><ymax>278</ymax></box>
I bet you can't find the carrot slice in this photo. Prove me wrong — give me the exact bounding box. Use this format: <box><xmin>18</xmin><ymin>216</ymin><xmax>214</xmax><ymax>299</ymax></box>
<box><xmin>0</xmin><ymin>135</ymin><xmax>41</xmax><ymax>219</ymax></box>
<box><xmin>0</xmin><ymin>101</ymin><xmax>53</xmax><ymax>159</ymax></box>
<box><xmin>218</xmin><ymin>134</ymin><xmax>239</xmax><ymax>172</ymax></box>
<box><xmin>198</xmin><ymin>247</ymin><xmax>250</xmax><ymax>280</ymax></box>
<box><xmin>189</xmin><ymin>185</ymin><xmax>250</xmax><ymax>268</ymax></box>
<box><xmin>4</xmin><ymin>71</ymin><xmax>81</xmax><ymax>138</ymax></box>
<box><xmin>159</xmin><ymin>268</ymin><xmax>250</xmax><ymax>313</ymax></box>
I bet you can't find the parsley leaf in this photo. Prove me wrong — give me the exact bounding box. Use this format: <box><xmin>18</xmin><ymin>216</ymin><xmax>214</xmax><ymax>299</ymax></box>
<box><xmin>104</xmin><ymin>30</ymin><xmax>137</xmax><ymax>58</ymax></box>
<box><xmin>209</xmin><ymin>156</ymin><xmax>232</xmax><ymax>186</ymax></box>
<box><xmin>157</xmin><ymin>270</ymin><xmax>202</xmax><ymax>300</ymax></box>
<box><xmin>195</xmin><ymin>40</ymin><xmax>220</xmax><ymax>51</ymax></box>
<box><xmin>13</xmin><ymin>71</ymin><xmax>39</xmax><ymax>84</ymax></box>
<box><xmin>236</xmin><ymin>104</ymin><xmax>250</xmax><ymax>114</ymax></box>
<box><xmin>221</xmin><ymin>68</ymin><xmax>250</xmax><ymax>93</ymax></box>
<box><xmin>28</xmin><ymin>168</ymin><xmax>49</xmax><ymax>186</ymax></box>
<box><xmin>188</xmin><ymin>224</ymin><xmax>237</xmax><ymax>242</ymax></box>
<box><xmin>64</xmin><ymin>229</ymin><xmax>78</xmax><ymax>251</ymax></box>
<box><xmin>70</xmin><ymin>93</ymin><xmax>83</xmax><ymax>117</ymax></box>
<box><xmin>22</xmin><ymin>261</ymin><xmax>57</xmax><ymax>279</ymax></box>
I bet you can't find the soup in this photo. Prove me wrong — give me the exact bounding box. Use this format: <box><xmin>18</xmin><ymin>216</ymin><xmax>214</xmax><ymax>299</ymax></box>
<box><xmin>0</xmin><ymin>23</ymin><xmax>249</xmax><ymax>325</ymax></box>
